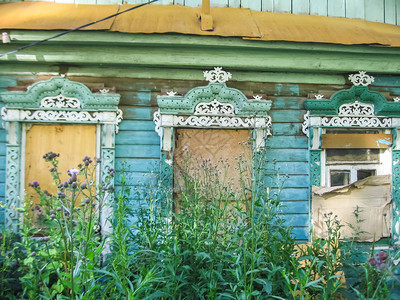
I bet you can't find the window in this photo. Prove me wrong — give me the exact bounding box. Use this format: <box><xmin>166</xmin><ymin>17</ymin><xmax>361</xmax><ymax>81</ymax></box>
<box><xmin>0</xmin><ymin>77</ymin><xmax>121</xmax><ymax>231</ymax></box>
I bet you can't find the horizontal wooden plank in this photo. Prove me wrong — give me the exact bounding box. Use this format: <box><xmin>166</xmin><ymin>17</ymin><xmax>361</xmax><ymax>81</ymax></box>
<box><xmin>282</xmin><ymin>213</ymin><xmax>308</xmax><ymax>227</ymax></box>
<box><xmin>121</xmin><ymin>107</ymin><xmax>153</xmax><ymax>120</ymax></box>
<box><xmin>115</xmin><ymin>145</ymin><xmax>160</xmax><ymax>158</ymax></box>
<box><xmin>265</xmin><ymin>149</ymin><xmax>308</xmax><ymax>162</ymax></box>
<box><xmin>271</xmin><ymin>97</ymin><xmax>305</xmax><ymax>109</ymax></box>
<box><xmin>0</xmin><ymin>183</ymin><xmax>4</xmax><ymax>196</ymax></box>
<box><xmin>0</xmin><ymin>147</ymin><xmax>5</xmax><ymax>156</ymax></box>
<box><xmin>271</xmin><ymin>123</ymin><xmax>302</xmax><ymax>136</ymax></box>
<box><xmin>115</xmin><ymin>158</ymin><xmax>160</xmax><ymax>172</ymax></box>
<box><xmin>0</xmin><ymin>170</ymin><xmax>5</xmax><ymax>183</ymax></box>
<box><xmin>270</xmin><ymin>110</ymin><xmax>305</xmax><ymax>122</ymax></box>
<box><xmin>266</xmin><ymin>136</ymin><xmax>308</xmax><ymax>149</ymax></box>
<box><xmin>0</xmin><ymin>77</ymin><xmax>17</xmax><ymax>88</ymax></box>
<box><xmin>272</xmin><ymin>187</ymin><xmax>309</xmax><ymax>201</ymax></box>
<box><xmin>119</xmin><ymin>90</ymin><xmax>157</xmax><ymax>106</ymax></box>
<box><xmin>0</xmin><ymin>131</ymin><xmax>6</xmax><ymax>143</ymax></box>
<box><xmin>119</xmin><ymin>120</ymin><xmax>157</xmax><ymax>131</ymax></box>
<box><xmin>292</xmin><ymin>226</ymin><xmax>309</xmax><ymax>241</ymax></box>
<box><xmin>264</xmin><ymin>174</ymin><xmax>309</xmax><ymax>188</ymax></box>
<box><xmin>322</xmin><ymin>134</ymin><xmax>392</xmax><ymax>149</ymax></box>
<box><xmin>115</xmin><ymin>171</ymin><xmax>158</xmax><ymax>186</ymax></box>
<box><xmin>115</xmin><ymin>131</ymin><xmax>160</xmax><ymax>145</ymax></box>
<box><xmin>280</xmin><ymin>200</ymin><xmax>309</xmax><ymax>214</ymax></box>
<box><xmin>273</xmin><ymin>161</ymin><xmax>309</xmax><ymax>175</ymax></box>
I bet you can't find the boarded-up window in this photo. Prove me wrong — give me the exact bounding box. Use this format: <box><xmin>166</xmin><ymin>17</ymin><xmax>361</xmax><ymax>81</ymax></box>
<box><xmin>25</xmin><ymin>124</ymin><xmax>96</xmax><ymax>207</ymax></box>
<box><xmin>173</xmin><ymin>128</ymin><xmax>251</xmax><ymax>210</ymax></box>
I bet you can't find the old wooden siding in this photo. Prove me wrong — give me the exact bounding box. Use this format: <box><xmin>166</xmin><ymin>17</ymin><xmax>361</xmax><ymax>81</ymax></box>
<box><xmin>1</xmin><ymin>0</ymin><xmax>399</xmax><ymax>25</ymax></box>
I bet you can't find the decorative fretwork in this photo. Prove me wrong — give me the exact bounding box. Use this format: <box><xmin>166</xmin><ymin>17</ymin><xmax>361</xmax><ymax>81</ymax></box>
<box><xmin>302</xmin><ymin>111</ymin><xmax>310</xmax><ymax>137</ymax></box>
<box><xmin>315</xmin><ymin>94</ymin><xmax>325</xmax><ymax>99</ymax></box>
<box><xmin>160</xmin><ymin>152</ymin><xmax>173</xmax><ymax>192</ymax></box>
<box><xmin>194</xmin><ymin>99</ymin><xmax>235</xmax><ymax>115</ymax></box>
<box><xmin>203</xmin><ymin>67</ymin><xmax>232</xmax><ymax>83</ymax></box>
<box><xmin>338</xmin><ymin>101</ymin><xmax>374</xmax><ymax>116</ymax></box>
<box><xmin>153</xmin><ymin>109</ymin><xmax>162</xmax><ymax>137</ymax></box>
<box><xmin>310</xmin><ymin>150</ymin><xmax>321</xmax><ymax>186</ymax></box>
<box><xmin>321</xmin><ymin>116</ymin><xmax>392</xmax><ymax>128</ymax></box>
<box><xmin>392</xmin><ymin>150</ymin><xmax>400</xmax><ymax>243</ymax></box>
<box><xmin>40</xmin><ymin>94</ymin><xmax>81</xmax><ymax>108</ymax></box>
<box><xmin>348</xmin><ymin>71</ymin><xmax>375</xmax><ymax>86</ymax></box>
<box><xmin>5</xmin><ymin>146</ymin><xmax>20</xmax><ymax>232</ymax></box>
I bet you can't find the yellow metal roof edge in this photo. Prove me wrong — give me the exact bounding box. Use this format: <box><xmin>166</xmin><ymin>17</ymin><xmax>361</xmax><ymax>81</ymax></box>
<box><xmin>1</xmin><ymin>2</ymin><xmax>400</xmax><ymax>47</ymax></box>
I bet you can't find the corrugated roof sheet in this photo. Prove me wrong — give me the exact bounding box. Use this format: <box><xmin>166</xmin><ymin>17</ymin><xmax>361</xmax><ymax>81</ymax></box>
<box><xmin>1</xmin><ymin>2</ymin><xmax>400</xmax><ymax>46</ymax></box>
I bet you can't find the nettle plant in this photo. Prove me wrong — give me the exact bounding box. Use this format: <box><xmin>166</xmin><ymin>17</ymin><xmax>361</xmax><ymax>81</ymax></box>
<box><xmin>19</xmin><ymin>152</ymin><xmax>114</xmax><ymax>299</ymax></box>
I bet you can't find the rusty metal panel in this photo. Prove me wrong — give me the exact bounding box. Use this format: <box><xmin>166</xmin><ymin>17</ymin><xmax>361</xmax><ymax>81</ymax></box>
<box><xmin>0</xmin><ymin>2</ymin><xmax>119</xmax><ymax>30</ymax></box>
<box><xmin>321</xmin><ymin>133</ymin><xmax>392</xmax><ymax>149</ymax></box>
<box><xmin>110</xmin><ymin>5</ymin><xmax>260</xmax><ymax>37</ymax></box>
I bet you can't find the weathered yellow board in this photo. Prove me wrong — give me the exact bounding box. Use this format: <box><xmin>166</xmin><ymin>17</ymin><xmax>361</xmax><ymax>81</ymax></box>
<box><xmin>322</xmin><ymin>134</ymin><xmax>392</xmax><ymax>149</ymax></box>
<box><xmin>25</xmin><ymin>124</ymin><xmax>96</xmax><ymax>205</ymax></box>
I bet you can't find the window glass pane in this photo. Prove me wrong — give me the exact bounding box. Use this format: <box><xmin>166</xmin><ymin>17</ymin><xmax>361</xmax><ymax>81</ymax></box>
<box><xmin>330</xmin><ymin>170</ymin><xmax>350</xmax><ymax>186</ymax></box>
<box><xmin>357</xmin><ymin>169</ymin><xmax>376</xmax><ymax>181</ymax></box>
<box><xmin>326</xmin><ymin>149</ymin><xmax>380</xmax><ymax>162</ymax></box>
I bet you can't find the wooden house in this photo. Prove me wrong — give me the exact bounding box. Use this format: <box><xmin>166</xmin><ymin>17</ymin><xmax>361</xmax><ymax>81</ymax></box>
<box><xmin>1</xmin><ymin>0</ymin><xmax>400</xmax><ymax>244</ymax></box>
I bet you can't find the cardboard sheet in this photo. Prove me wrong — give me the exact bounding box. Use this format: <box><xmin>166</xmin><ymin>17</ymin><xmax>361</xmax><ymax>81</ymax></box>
<box><xmin>312</xmin><ymin>175</ymin><xmax>392</xmax><ymax>242</ymax></box>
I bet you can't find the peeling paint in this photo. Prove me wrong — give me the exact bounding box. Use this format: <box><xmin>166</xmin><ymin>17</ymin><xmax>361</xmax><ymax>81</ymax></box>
<box><xmin>376</xmin><ymin>138</ymin><xmax>392</xmax><ymax>147</ymax></box>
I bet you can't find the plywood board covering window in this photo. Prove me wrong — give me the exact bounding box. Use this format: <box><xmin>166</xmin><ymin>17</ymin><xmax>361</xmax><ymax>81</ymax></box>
<box><xmin>25</xmin><ymin>124</ymin><xmax>97</xmax><ymax>206</ymax></box>
<box><xmin>174</xmin><ymin>128</ymin><xmax>251</xmax><ymax>211</ymax></box>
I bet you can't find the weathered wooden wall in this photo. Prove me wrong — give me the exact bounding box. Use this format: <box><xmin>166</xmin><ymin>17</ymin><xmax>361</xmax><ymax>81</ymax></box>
<box><xmin>0</xmin><ymin>0</ymin><xmax>399</xmax><ymax>25</ymax></box>
<box><xmin>2</xmin><ymin>72</ymin><xmax>400</xmax><ymax>241</ymax></box>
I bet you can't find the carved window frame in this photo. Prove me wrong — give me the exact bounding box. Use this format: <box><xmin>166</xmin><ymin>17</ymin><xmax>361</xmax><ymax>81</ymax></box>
<box><xmin>0</xmin><ymin>77</ymin><xmax>122</xmax><ymax>231</ymax></box>
<box><xmin>153</xmin><ymin>67</ymin><xmax>272</xmax><ymax>193</ymax></box>
<box><xmin>303</xmin><ymin>71</ymin><xmax>400</xmax><ymax>244</ymax></box>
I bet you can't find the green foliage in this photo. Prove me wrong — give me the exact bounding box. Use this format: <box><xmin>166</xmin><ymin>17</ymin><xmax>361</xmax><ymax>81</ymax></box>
<box><xmin>1</xmin><ymin>148</ymin><xmax>400</xmax><ymax>299</ymax></box>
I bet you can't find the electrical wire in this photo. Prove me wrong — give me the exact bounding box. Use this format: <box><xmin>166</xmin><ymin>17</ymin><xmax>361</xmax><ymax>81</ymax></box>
<box><xmin>0</xmin><ymin>0</ymin><xmax>159</xmax><ymax>58</ymax></box>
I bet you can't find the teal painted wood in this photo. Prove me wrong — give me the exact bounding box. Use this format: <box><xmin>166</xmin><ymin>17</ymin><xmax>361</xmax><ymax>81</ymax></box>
<box><xmin>265</xmin><ymin>149</ymin><xmax>308</xmax><ymax>162</ymax></box>
<box><xmin>397</xmin><ymin>0</ymin><xmax>400</xmax><ymax>25</ymax></box>
<box><xmin>292</xmin><ymin>0</ymin><xmax>309</xmax><ymax>15</ymax></box>
<box><xmin>346</xmin><ymin>0</ymin><xmax>364</xmax><ymax>19</ymax></box>
<box><xmin>328</xmin><ymin>0</ymin><xmax>345</xmax><ymax>17</ymax></box>
<box><xmin>185</xmin><ymin>0</ymin><xmax>201</xmax><ymax>7</ymax></box>
<box><xmin>116</xmin><ymin>145</ymin><xmax>160</xmax><ymax>158</ymax></box>
<box><xmin>282</xmin><ymin>213</ymin><xmax>308</xmax><ymax>226</ymax></box>
<box><xmin>265</xmin><ymin>174</ymin><xmax>309</xmax><ymax>188</ymax></box>
<box><xmin>365</xmin><ymin>0</ymin><xmax>384</xmax><ymax>22</ymax></box>
<box><xmin>309</xmin><ymin>0</ymin><xmax>327</xmax><ymax>16</ymax></box>
<box><xmin>273</xmin><ymin>0</ymin><xmax>291</xmax><ymax>13</ymax></box>
<box><xmin>280</xmin><ymin>200</ymin><xmax>309</xmax><ymax>214</ymax></box>
<box><xmin>271</xmin><ymin>97</ymin><xmax>305</xmax><ymax>110</ymax></box>
<box><xmin>292</xmin><ymin>227</ymin><xmax>309</xmax><ymax>241</ymax></box>
<box><xmin>271</xmin><ymin>123</ymin><xmax>302</xmax><ymax>136</ymax></box>
<box><xmin>114</xmin><ymin>171</ymin><xmax>157</xmax><ymax>186</ymax></box>
<box><xmin>241</xmin><ymin>0</ymin><xmax>261</xmax><ymax>10</ymax></box>
<box><xmin>122</xmin><ymin>107</ymin><xmax>153</xmax><ymax>120</ymax></box>
<box><xmin>229</xmin><ymin>0</ymin><xmax>240</xmax><ymax>8</ymax></box>
<box><xmin>273</xmin><ymin>85</ymin><xmax>300</xmax><ymax>97</ymax></box>
<box><xmin>274</xmin><ymin>162</ymin><xmax>309</xmax><ymax>175</ymax></box>
<box><xmin>270</xmin><ymin>110</ymin><xmax>305</xmax><ymax>122</ymax></box>
<box><xmin>310</xmin><ymin>150</ymin><xmax>321</xmax><ymax>186</ymax></box>
<box><xmin>261</xmin><ymin>0</ymin><xmax>273</xmax><ymax>11</ymax></box>
<box><xmin>384</xmin><ymin>0</ymin><xmax>396</xmax><ymax>24</ymax></box>
<box><xmin>115</xmin><ymin>131</ymin><xmax>160</xmax><ymax>145</ymax></box>
<box><xmin>373</xmin><ymin>76</ymin><xmax>400</xmax><ymax>87</ymax></box>
<box><xmin>273</xmin><ymin>188</ymin><xmax>308</xmax><ymax>201</ymax></box>
<box><xmin>266</xmin><ymin>136</ymin><xmax>308</xmax><ymax>149</ymax></box>
<box><xmin>115</xmin><ymin>158</ymin><xmax>160</xmax><ymax>172</ymax></box>
<box><xmin>119</xmin><ymin>120</ymin><xmax>156</xmax><ymax>131</ymax></box>
<box><xmin>392</xmin><ymin>150</ymin><xmax>400</xmax><ymax>243</ymax></box>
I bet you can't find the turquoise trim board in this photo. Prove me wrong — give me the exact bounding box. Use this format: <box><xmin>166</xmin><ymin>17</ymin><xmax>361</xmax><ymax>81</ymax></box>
<box><xmin>0</xmin><ymin>77</ymin><xmax>121</xmax><ymax>231</ymax></box>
